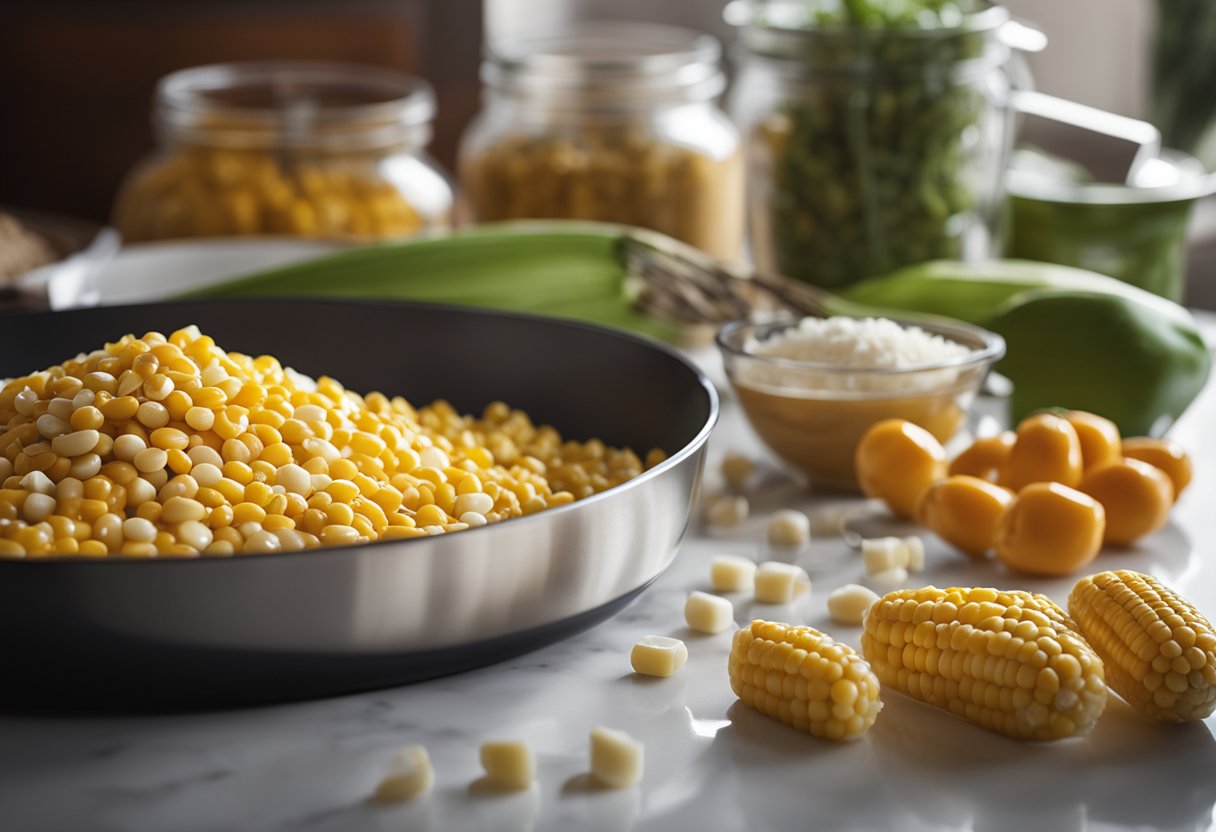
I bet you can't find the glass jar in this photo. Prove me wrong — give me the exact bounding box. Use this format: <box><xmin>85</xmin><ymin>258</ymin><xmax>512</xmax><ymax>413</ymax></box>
<box><xmin>458</xmin><ymin>22</ymin><xmax>745</xmax><ymax>261</ymax></box>
<box><xmin>729</xmin><ymin>2</ymin><xmax>1017</xmax><ymax>288</ymax></box>
<box><xmin>114</xmin><ymin>62</ymin><xmax>453</xmax><ymax>243</ymax></box>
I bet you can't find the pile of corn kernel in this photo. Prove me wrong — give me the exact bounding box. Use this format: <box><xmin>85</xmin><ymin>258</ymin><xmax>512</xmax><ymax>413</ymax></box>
<box><xmin>0</xmin><ymin>327</ymin><xmax>662</xmax><ymax>557</ymax></box>
<box><xmin>115</xmin><ymin>148</ymin><xmax>427</xmax><ymax>242</ymax></box>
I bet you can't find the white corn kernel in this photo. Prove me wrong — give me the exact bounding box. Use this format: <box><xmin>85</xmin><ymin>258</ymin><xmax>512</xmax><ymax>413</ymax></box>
<box><xmin>243</xmin><ymin>531</ymin><xmax>282</xmax><ymax>554</ymax></box>
<box><xmin>630</xmin><ymin>635</ymin><xmax>688</xmax><ymax>677</ymax></box>
<box><xmin>188</xmin><ymin>446</ymin><xmax>223</xmax><ymax>468</ymax></box>
<box><xmin>766</xmin><ymin>509</ymin><xmax>811</xmax><ymax>547</ymax></box>
<box><xmin>136</xmin><ymin>401</ymin><xmax>170</xmax><ymax>429</ymax></box>
<box><xmin>133</xmin><ymin>447</ymin><xmax>169</xmax><ymax>474</ymax></box>
<box><xmin>454</xmin><ymin>492</ymin><xmax>494</xmax><ymax>517</ymax></box>
<box><xmin>191</xmin><ymin>463</ymin><xmax>222</xmax><ymax>488</ymax></box>
<box><xmin>374</xmin><ymin>745</ymin><xmax>434</xmax><ymax>803</ymax></box>
<box><xmin>69</xmin><ymin>453</ymin><xmax>102</xmax><ymax>480</ymax></box>
<box><xmin>721</xmin><ymin>452</ymin><xmax>755</xmax><ymax>491</ymax></box>
<box><xmin>705</xmin><ymin>495</ymin><xmax>748</xmax><ymax>527</ymax></box>
<box><xmin>176</xmin><ymin>520</ymin><xmax>213</xmax><ymax>551</ymax></box>
<box><xmin>22</xmin><ymin>493</ymin><xmax>56</xmax><ymax>523</ymax></box>
<box><xmin>121</xmin><ymin>517</ymin><xmax>157</xmax><ymax>544</ymax></box>
<box><xmin>479</xmin><ymin>740</ymin><xmax>535</xmax><ymax>791</ymax></box>
<box><xmin>161</xmin><ymin>497</ymin><xmax>206</xmax><ymax>524</ymax></box>
<box><xmin>684</xmin><ymin>591</ymin><xmax>734</xmax><ymax>634</ymax></box>
<box><xmin>113</xmin><ymin>434</ymin><xmax>147</xmax><ymax>462</ymax></box>
<box><xmin>862</xmin><ymin>537</ymin><xmax>908</xmax><ymax>575</ymax></box>
<box><xmin>903</xmin><ymin>536</ymin><xmax>925</xmax><ymax>573</ymax></box>
<box><xmin>827</xmin><ymin>584</ymin><xmax>880</xmax><ymax>626</ymax></box>
<box><xmin>754</xmin><ymin>561</ymin><xmax>812</xmax><ymax>605</ymax></box>
<box><xmin>274</xmin><ymin>463</ymin><xmax>311</xmax><ymax>496</ymax></box>
<box><xmin>419</xmin><ymin>446</ymin><xmax>450</xmax><ymax>470</ymax></box>
<box><xmin>126</xmin><ymin>478</ymin><xmax>157</xmax><ymax>507</ymax></box>
<box><xmin>35</xmin><ymin>413</ymin><xmax>69</xmax><ymax>438</ymax></box>
<box><xmin>20</xmin><ymin>471</ymin><xmax>55</xmax><ymax>496</ymax></box>
<box><xmin>589</xmin><ymin>727</ymin><xmax>643</xmax><ymax>789</ymax></box>
<box><xmin>709</xmin><ymin>554</ymin><xmax>756</xmax><ymax>592</ymax></box>
<box><xmin>51</xmin><ymin>429</ymin><xmax>100</xmax><ymax>458</ymax></box>
<box><xmin>460</xmin><ymin>511</ymin><xmax>488</xmax><ymax>527</ymax></box>
<box><xmin>869</xmin><ymin>567</ymin><xmax>909</xmax><ymax>589</ymax></box>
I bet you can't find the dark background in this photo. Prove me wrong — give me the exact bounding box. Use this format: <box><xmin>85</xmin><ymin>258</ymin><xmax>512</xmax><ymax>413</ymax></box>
<box><xmin>0</xmin><ymin>0</ymin><xmax>483</xmax><ymax>224</ymax></box>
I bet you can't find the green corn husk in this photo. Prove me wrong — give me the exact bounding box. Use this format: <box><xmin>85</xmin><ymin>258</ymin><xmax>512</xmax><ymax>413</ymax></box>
<box><xmin>185</xmin><ymin>223</ymin><xmax>686</xmax><ymax>341</ymax></box>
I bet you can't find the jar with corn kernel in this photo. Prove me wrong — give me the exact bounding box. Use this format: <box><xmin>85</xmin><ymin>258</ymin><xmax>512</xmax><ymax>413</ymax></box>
<box><xmin>458</xmin><ymin>22</ymin><xmax>744</xmax><ymax>261</ymax></box>
<box><xmin>113</xmin><ymin>62</ymin><xmax>453</xmax><ymax>243</ymax></box>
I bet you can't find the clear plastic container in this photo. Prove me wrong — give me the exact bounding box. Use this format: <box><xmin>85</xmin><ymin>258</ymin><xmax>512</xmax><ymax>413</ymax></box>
<box><xmin>458</xmin><ymin>22</ymin><xmax>744</xmax><ymax>261</ymax></box>
<box><xmin>114</xmin><ymin>62</ymin><xmax>453</xmax><ymax>243</ymax></box>
<box><xmin>728</xmin><ymin>2</ymin><xmax>1018</xmax><ymax>288</ymax></box>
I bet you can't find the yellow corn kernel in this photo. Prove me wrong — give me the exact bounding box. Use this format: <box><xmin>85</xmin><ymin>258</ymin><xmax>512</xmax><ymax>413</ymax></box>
<box><xmin>730</xmin><ymin>620</ymin><xmax>882</xmax><ymax>741</ymax></box>
<box><xmin>414</xmin><ymin>504</ymin><xmax>448</xmax><ymax>527</ymax></box>
<box><xmin>862</xmin><ymin>586</ymin><xmax>1107</xmax><ymax>741</ymax></box>
<box><xmin>855</xmin><ymin>419</ymin><xmax>947</xmax><ymax>519</ymax></box>
<box><xmin>1069</xmin><ymin>570</ymin><xmax>1215</xmax><ymax>722</ymax></box>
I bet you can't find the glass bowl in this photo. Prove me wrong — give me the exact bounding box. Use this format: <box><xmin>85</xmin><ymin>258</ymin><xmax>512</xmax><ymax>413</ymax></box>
<box><xmin>717</xmin><ymin>315</ymin><xmax>1005</xmax><ymax>490</ymax></box>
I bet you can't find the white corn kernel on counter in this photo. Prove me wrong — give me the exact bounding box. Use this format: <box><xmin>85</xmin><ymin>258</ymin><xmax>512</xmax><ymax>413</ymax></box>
<box><xmin>5</xmin><ymin>328</ymin><xmax>1216</xmax><ymax>831</ymax></box>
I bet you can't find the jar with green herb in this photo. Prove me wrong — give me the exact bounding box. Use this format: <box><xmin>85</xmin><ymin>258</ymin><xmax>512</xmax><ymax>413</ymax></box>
<box><xmin>728</xmin><ymin>0</ymin><xmax>1018</xmax><ymax>288</ymax></box>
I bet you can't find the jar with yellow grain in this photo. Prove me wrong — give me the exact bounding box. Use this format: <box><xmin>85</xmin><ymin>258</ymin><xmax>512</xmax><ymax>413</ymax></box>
<box><xmin>114</xmin><ymin>62</ymin><xmax>453</xmax><ymax>243</ymax></box>
<box><xmin>458</xmin><ymin>23</ymin><xmax>745</xmax><ymax>261</ymax></box>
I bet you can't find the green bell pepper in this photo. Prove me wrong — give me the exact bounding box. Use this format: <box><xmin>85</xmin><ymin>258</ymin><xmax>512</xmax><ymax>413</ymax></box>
<box><xmin>839</xmin><ymin>259</ymin><xmax>1211</xmax><ymax>435</ymax></box>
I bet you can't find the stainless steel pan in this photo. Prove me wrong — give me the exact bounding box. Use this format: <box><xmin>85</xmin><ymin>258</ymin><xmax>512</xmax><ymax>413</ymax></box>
<box><xmin>0</xmin><ymin>300</ymin><xmax>717</xmax><ymax>708</ymax></box>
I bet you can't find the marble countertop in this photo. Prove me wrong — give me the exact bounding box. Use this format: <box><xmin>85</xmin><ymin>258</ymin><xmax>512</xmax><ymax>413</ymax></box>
<box><xmin>3</xmin><ymin>348</ymin><xmax>1215</xmax><ymax>832</ymax></box>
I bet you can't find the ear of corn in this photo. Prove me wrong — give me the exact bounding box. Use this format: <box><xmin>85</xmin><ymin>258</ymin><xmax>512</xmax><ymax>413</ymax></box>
<box><xmin>1069</xmin><ymin>570</ymin><xmax>1216</xmax><ymax>722</ymax></box>
<box><xmin>861</xmin><ymin>586</ymin><xmax>1107</xmax><ymax>741</ymax></box>
<box><xmin>729</xmin><ymin>619</ymin><xmax>882</xmax><ymax>741</ymax></box>
<box><xmin>186</xmin><ymin>223</ymin><xmax>682</xmax><ymax>341</ymax></box>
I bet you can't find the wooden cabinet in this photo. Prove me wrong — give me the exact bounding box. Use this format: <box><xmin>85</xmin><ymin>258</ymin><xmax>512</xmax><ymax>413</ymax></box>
<box><xmin>0</xmin><ymin>0</ymin><xmax>482</xmax><ymax>223</ymax></box>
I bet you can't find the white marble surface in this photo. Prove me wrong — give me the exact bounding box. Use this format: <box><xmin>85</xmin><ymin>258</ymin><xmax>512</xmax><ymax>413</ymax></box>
<box><xmin>3</xmin><ymin>346</ymin><xmax>1216</xmax><ymax>832</ymax></box>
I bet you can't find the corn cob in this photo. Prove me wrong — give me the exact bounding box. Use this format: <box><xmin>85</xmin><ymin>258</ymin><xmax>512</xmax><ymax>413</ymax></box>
<box><xmin>861</xmin><ymin>587</ymin><xmax>1107</xmax><ymax>741</ymax></box>
<box><xmin>728</xmin><ymin>620</ymin><xmax>882</xmax><ymax>741</ymax></box>
<box><xmin>1069</xmin><ymin>570</ymin><xmax>1216</xmax><ymax>722</ymax></box>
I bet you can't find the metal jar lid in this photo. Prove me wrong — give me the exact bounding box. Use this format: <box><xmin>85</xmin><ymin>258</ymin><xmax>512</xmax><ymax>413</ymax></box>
<box><xmin>483</xmin><ymin>22</ymin><xmax>726</xmax><ymax>106</ymax></box>
<box><xmin>156</xmin><ymin>61</ymin><xmax>436</xmax><ymax>151</ymax></box>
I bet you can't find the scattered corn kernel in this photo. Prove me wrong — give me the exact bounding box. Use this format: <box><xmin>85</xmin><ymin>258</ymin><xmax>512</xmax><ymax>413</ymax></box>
<box><xmin>868</xmin><ymin>567</ymin><xmax>909</xmax><ymax>589</ymax></box>
<box><xmin>948</xmin><ymin>431</ymin><xmax>1015</xmax><ymax>482</ymax></box>
<box><xmin>705</xmin><ymin>494</ymin><xmax>749</xmax><ymax>528</ymax></box>
<box><xmin>1078</xmin><ymin>459</ymin><xmax>1174</xmax><ymax>546</ymax></box>
<box><xmin>721</xmin><ymin>451</ymin><xmax>755</xmax><ymax>491</ymax></box>
<box><xmin>754</xmin><ymin>561</ymin><xmax>811</xmax><ymax>605</ymax></box>
<box><xmin>589</xmin><ymin>727</ymin><xmax>643</xmax><ymax>789</ymax></box>
<box><xmin>729</xmin><ymin>619</ymin><xmax>882</xmax><ymax>741</ymax></box>
<box><xmin>766</xmin><ymin>508</ymin><xmax>810</xmax><ymax>547</ymax></box>
<box><xmin>630</xmin><ymin>635</ymin><xmax>689</xmax><ymax>677</ymax></box>
<box><xmin>1064</xmin><ymin>411</ymin><xmax>1122</xmax><ymax>472</ymax></box>
<box><xmin>995</xmin><ymin>482</ymin><xmax>1105</xmax><ymax>576</ymax></box>
<box><xmin>827</xmin><ymin>584</ymin><xmax>880</xmax><ymax>625</ymax></box>
<box><xmin>1120</xmin><ymin>437</ymin><xmax>1192</xmax><ymax>500</ymax></box>
<box><xmin>916</xmin><ymin>475</ymin><xmax>1013</xmax><ymax>558</ymax></box>
<box><xmin>373</xmin><ymin>745</ymin><xmax>434</xmax><ymax>803</ymax></box>
<box><xmin>861</xmin><ymin>537</ymin><xmax>907</xmax><ymax>575</ymax></box>
<box><xmin>479</xmin><ymin>740</ymin><xmax>535</xmax><ymax>791</ymax></box>
<box><xmin>855</xmin><ymin>419</ymin><xmax>947</xmax><ymax>519</ymax></box>
<box><xmin>685</xmin><ymin>590</ymin><xmax>734</xmax><ymax>634</ymax></box>
<box><xmin>999</xmin><ymin>413</ymin><xmax>1083</xmax><ymax>491</ymax></box>
<box><xmin>903</xmin><ymin>536</ymin><xmax>925</xmax><ymax>573</ymax></box>
<box><xmin>862</xmin><ymin>586</ymin><xmax>1107</xmax><ymax>740</ymax></box>
<box><xmin>1069</xmin><ymin>570</ymin><xmax>1216</xmax><ymax>722</ymax></box>
<box><xmin>710</xmin><ymin>554</ymin><xmax>757</xmax><ymax>593</ymax></box>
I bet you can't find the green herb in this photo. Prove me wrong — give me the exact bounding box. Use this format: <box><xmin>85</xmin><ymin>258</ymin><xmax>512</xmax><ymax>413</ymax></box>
<box><xmin>747</xmin><ymin>0</ymin><xmax>1000</xmax><ymax>288</ymax></box>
